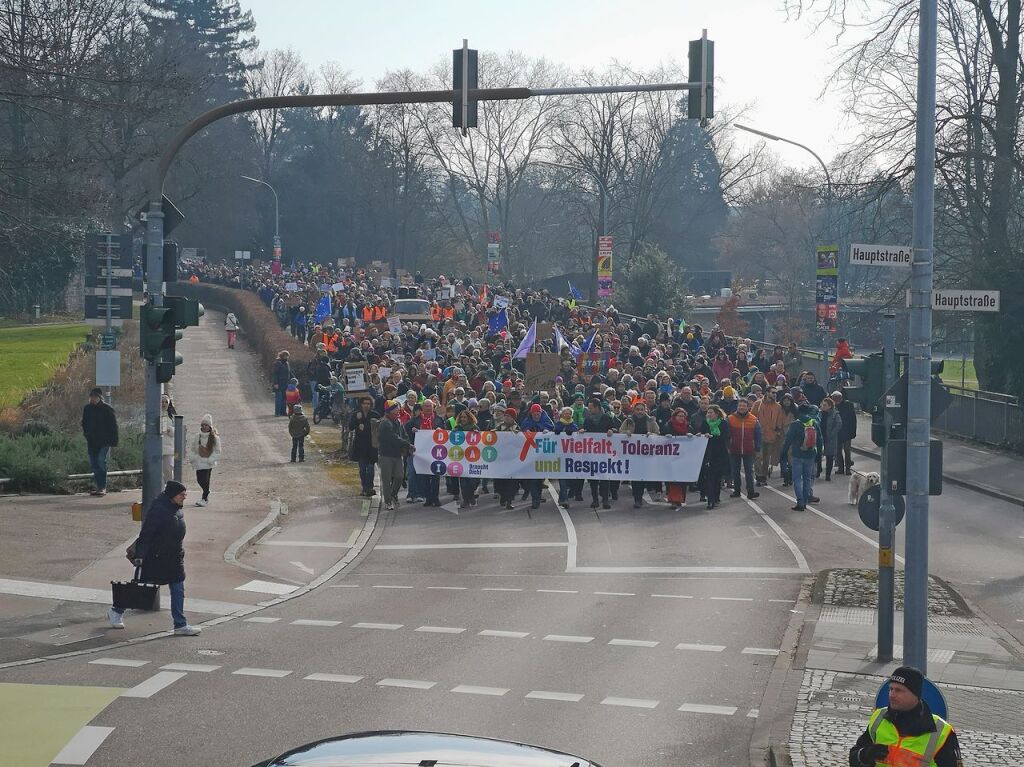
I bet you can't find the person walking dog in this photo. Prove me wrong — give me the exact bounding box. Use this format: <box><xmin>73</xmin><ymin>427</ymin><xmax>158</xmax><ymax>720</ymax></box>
<box><xmin>188</xmin><ymin>413</ymin><xmax>221</xmax><ymax>506</ymax></box>
<box><xmin>109</xmin><ymin>480</ymin><xmax>201</xmax><ymax>636</ymax></box>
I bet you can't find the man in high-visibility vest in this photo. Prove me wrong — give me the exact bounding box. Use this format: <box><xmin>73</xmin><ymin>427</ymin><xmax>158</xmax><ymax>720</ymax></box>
<box><xmin>850</xmin><ymin>666</ymin><xmax>962</xmax><ymax>767</ymax></box>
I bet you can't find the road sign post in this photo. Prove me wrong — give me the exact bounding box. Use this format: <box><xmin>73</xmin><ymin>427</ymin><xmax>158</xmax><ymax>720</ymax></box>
<box><xmin>877</xmin><ymin>312</ymin><xmax>897</xmax><ymax>662</ymax></box>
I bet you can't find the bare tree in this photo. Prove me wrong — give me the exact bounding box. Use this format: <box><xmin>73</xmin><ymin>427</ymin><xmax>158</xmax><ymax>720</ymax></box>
<box><xmin>243</xmin><ymin>47</ymin><xmax>309</xmax><ymax>180</ymax></box>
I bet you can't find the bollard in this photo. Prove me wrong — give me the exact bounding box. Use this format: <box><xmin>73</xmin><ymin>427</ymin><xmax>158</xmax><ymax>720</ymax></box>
<box><xmin>173</xmin><ymin>415</ymin><xmax>185</xmax><ymax>481</ymax></box>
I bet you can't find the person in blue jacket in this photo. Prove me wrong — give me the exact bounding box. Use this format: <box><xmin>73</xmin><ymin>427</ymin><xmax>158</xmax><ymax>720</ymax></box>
<box><xmin>520</xmin><ymin>403</ymin><xmax>555</xmax><ymax>510</ymax></box>
<box><xmin>781</xmin><ymin>403</ymin><xmax>823</xmax><ymax>511</ymax></box>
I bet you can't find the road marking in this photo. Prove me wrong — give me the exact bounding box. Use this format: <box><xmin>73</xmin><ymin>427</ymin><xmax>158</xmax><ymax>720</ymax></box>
<box><xmin>259</xmin><ymin>540</ymin><xmax>350</xmax><ymax>548</ymax></box>
<box><xmin>378</xmin><ymin>678</ymin><xmax>435</xmax><ymax>690</ymax></box>
<box><xmin>416</xmin><ymin>626</ymin><xmax>466</xmax><ymax>634</ymax></box>
<box><xmin>478</xmin><ymin>629</ymin><xmax>530</xmax><ymax>639</ymax></box>
<box><xmin>557</xmin><ymin>503</ymin><xmax>579</xmax><ymax>570</ymax></box>
<box><xmin>748</xmin><ymin>708</ymin><xmax>760</xmax><ymax>718</ymax></box>
<box><xmin>352</xmin><ymin>622</ymin><xmax>403</xmax><ymax>630</ymax></box>
<box><xmin>482</xmin><ymin>587</ymin><xmax>523</xmax><ymax>592</ymax></box>
<box><xmin>373</xmin><ymin>585</ymin><xmax>414</xmax><ymax>589</ymax></box>
<box><xmin>769</xmin><ymin>599</ymin><xmax>795</xmax><ymax>604</ymax></box>
<box><xmin>543</xmin><ymin>634</ymin><xmax>594</xmax><ymax>643</ymax></box>
<box><xmin>570</xmin><ymin>565</ymin><xmax>807</xmax><ymax>574</ymax></box>
<box><xmin>676</xmin><ymin>643</ymin><xmax>726</xmax><ymax>652</ymax></box>
<box><xmin>121</xmin><ymin>671</ymin><xmax>186</xmax><ymax>698</ymax></box>
<box><xmin>765</xmin><ymin>485</ymin><xmax>907</xmax><ymax>565</ymax></box>
<box><xmin>609</xmin><ymin>639</ymin><xmax>659</xmax><ymax>648</ymax></box>
<box><xmin>160</xmin><ymin>663</ymin><xmax>220</xmax><ymax>672</ymax></box>
<box><xmin>235</xmin><ymin>579</ymin><xmax>299</xmax><ymax>595</ymax></box>
<box><xmin>537</xmin><ymin>589</ymin><xmax>578</xmax><ymax>594</ymax></box>
<box><xmin>427</xmin><ymin>586</ymin><xmax>467</xmax><ymax>590</ymax></box>
<box><xmin>233</xmin><ymin>667</ymin><xmax>293</xmax><ymax>678</ymax></box>
<box><xmin>88</xmin><ymin>658</ymin><xmax>149</xmax><ymax>668</ymax></box>
<box><xmin>652</xmin><ymin>593</ymin><xmax>694</xmax><ymax>599</ymax></box>
<box><xmin>244</xmin><ymin>616</ymin><xmax>280</xmax><ymax>623</ymax></box>
<box><xmin>710</xmin><ymin>597</ymin><xmax>754</xmax><ymax>602</ymax></box>
<box><xmin>743</xmin><ymin>496</ymin><xmax>811</xmax><ymax>574</ymax></box>
<box><xmin>526</xmin><ymin>690</ymin><xmax>584</xmax><ymax>702</ymax></box>
<box><xmin>291</xmin><ymin>619</ymin><xmax>342</xmax><ymax>627</ymax></box>
<box><xmin>327</xmin><ymin>584</ymin><xmax>360</xmax><ymax>588</ymax></box>
<box><xmin>678</xmin><ymin>703</ymin><xmax>737</xmax><ymax>716</ymax></box>
<box><xmin>748</xmin><ymin>525</ymin><xmax>764</xmax><ymax>538</ymax></box>
<box><xmin>375</xmin><ymin>542</ymin><xmax>569</xmax><ymax>550</ymax></box>
<box><xmin>595</xmin><ymin>591</ymin><xmax>636</xmax><ymax>596</ymax></box>
<box><xmin>0</xmin><ymin>577</ymin><xmax>248</xmax><ymax>614</ymax></box>
<box><xmin>290</xmin><ymin>561</ymin><xmax>315</xmax><ymax>575</ymax></box>
<box><xmin>345</xmin><ymin>527</ymin><xmax>360</xmax><ymax>547</ymax></box>
<box><xmin>601</xmin><ymin>696</ymin><xmax>659</xmax><ymax>709</ymax></box>
<box><xmin>741</xmin><ymin>647</ymin><xmax>780</xmax><ymax>656</ymax></box>
<box><xmin>50</xmin><ymin>725</ymin><xmax>115</xmax><ymax>765</ymax></box>
<box><xmin>451</xmin><ymin>684</ymin><xmax>510</xmax><ymax>696</ymax></box>
<box><xmin>304</xmin><ymin>673</ymin><xmax>363</xmax><ymax>683</ymax></box>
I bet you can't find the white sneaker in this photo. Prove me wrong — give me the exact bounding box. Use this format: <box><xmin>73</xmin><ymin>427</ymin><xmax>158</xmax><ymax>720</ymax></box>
<box><xmin>108</xmin><ymin>608</ymin><xmax>125</xmax><ymax>629</ymax></box>
<box><xmin>173</xmin><ymin>625</ymin><xmax>201</xmax><ymax>636</ymax></box>
<box><xmin>195</xmin><ymin>499</ymin><xmax>208</xmax><ymax>507</ymax></box>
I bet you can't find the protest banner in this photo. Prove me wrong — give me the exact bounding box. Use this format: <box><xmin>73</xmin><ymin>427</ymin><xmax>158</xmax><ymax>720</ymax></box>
<box><xmin>577</xmin><ymin>352</ymin><xmax>614</xmax><ymax>377</ymax></box>
<box><xmin>413</xmin><ymin>430</ymin><xmax>707</xmax><ymax>482</ymax></box>
<box><xmin>525</xmin><ymin>352</ymin><xmax>561</xmax><ymax>392</ymax></box>
<box><xmin>342</xmin><ymin>363</ymin><xmax>368</xmax><ymax>392</ymax></box>
<box><xmin>387</xmin><ymin>316</ymin><xmax>402</xmax><ymax>334</ymax></box>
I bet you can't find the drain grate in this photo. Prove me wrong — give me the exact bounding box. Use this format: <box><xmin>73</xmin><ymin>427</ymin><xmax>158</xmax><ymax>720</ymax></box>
<box><xmin>820</xmin><ymin>606</ymin><xmax>875</xmax><ymax>625</ymax></box>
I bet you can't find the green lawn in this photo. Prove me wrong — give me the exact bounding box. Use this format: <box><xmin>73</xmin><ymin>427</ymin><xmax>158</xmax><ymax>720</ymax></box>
<box><xmin>940</xmin><ymin>359</ymin><xmax>978</xmax><ymax>390</ymax></box>
<box><xmin>0</xmin><ymin>325</ymin><xmax>89</xmax><ymax>407</ymax></box>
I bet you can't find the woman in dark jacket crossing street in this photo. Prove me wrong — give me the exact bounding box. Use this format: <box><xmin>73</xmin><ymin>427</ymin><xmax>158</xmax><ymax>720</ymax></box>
<box><xmin>699</xmin><ymin>405</ymin><xmax>731</xmax><ymax>509</ymax></box>
<box><xmin>108</xmin><ymin>480</ymin><xmax>200</xmax><ymax>636</ymax></box>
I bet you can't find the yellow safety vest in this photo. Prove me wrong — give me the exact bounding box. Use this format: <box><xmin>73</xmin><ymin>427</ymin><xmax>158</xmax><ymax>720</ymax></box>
<box><xmin>867</xmin><ymin>707</ymin><xmax>953</xmax><ymax>767</ymax></box>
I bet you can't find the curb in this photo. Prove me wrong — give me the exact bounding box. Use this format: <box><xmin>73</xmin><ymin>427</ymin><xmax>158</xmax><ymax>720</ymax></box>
<box><xmin>223</xmin><ymin>499</ymin><xmax>293</xmax><ymax>580</ymax></box>
<box><xmin>749</xmin><ymin>577</ymin><xmax>818</xmax><ymax>767</ymax></box>
<box><xmin>850</xmin><ymin>445</ymin><xmax>1024</xmax><ymax>507</ymax></box>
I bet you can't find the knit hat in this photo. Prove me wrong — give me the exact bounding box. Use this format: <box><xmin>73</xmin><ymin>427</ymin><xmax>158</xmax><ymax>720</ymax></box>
<box><xmin>201</xmin><ymin>413</ymin><xmax>214</xmax><ymax>427</ymax></box>
<box><xmin>164</xmin><ymin>480</ymin><xmax>186</xmax><ymax>497</ymax></box>
<box><xmin>723</xmin><ymin>385</ymin><xmax>736</xmax><ymax>398</ymax></box>
<box><xmin>529</xmin><ymin>403</ymin><xmax>542</xmax><ymax>416</ymax></box>
<box><xmin>504</xmin><ymin>407</ymin><xmax>518</xmax><ymax>418</ymax></box>
<box><xmin>889</xmin><ymin>666</ymin><xmax>924</xmax><ymax>699</ymax></box>
<box><xmin>384</xmin><ymin>400</ymin><xmax>400</xmax><ymax>414</ymax></box>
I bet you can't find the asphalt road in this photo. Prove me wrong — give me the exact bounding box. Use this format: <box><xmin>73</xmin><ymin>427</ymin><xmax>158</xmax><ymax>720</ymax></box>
<box><xmin>3</xmin><ymin>315</ymin><xmax>1023</xmax><ymax>767</ymax></box>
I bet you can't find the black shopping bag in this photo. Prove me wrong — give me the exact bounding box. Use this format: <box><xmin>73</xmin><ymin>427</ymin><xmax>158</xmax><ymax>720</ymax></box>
<box><xmin>111</xmin><ymin>567</ymin><xmax>161</xmax><ymax>611</ymax></box>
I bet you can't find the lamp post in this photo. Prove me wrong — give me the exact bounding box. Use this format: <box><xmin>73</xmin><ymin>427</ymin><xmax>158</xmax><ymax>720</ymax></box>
<box><xmin>241</xmin><ymin>175</ymin><xmax>281</xmax><ymax>268</ymax></box>
<box><xmin>734</xmin><ymin>123</ymin><xmax>835</xmax><ymax>363</ymax></box>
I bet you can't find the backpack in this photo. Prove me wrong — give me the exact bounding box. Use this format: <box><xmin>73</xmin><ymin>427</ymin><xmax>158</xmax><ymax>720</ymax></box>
<box><xmin>370</xmin><ymin>417</ymin><xmax>381</xmax><ymax>449</ymax></box>
<box><xmin>801</xmin><ymin>419</ymin><xmax>817</xmax><ymax>451</ymax></box>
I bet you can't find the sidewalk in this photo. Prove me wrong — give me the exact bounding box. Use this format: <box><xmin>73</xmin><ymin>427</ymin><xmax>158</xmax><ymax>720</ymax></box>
<box><xmin>0</xmin><ymin>308</ymin><xmax>369</xmax><ymax>663</ymax></box>
<box><xmin>759</xmin><ymin>569</ymin><xmax>1024</xmax><ymax>766</ymax></box>
<box><xmin>851</xmin><ymin>415</ymin><xmax>1024</xmax><ymax>506</ymax></box>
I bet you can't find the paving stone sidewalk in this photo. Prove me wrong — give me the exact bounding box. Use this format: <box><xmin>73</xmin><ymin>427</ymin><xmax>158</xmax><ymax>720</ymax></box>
<box><xmin>784</xmin><ymin>569</ymin><xmax>1024</xmax><ymax>766</ymax></box>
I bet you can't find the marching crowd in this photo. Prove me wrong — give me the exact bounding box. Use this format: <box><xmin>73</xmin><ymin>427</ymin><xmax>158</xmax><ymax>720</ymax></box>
<box><xmin>183</xmin><ymin>258</ymin><xmax>859</xmax><ymax>514</ymax></box>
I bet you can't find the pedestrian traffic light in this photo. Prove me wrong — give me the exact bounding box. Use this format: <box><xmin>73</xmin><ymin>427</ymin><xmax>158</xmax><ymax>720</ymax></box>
<box><xmin>139</xmin><ymin>305</ymin><xmax>181</xmax><ymax>362</ymax></box>
<box><xmin>687</xmin><ymin>32</ymin><xmax>714</xmax><ymax>122</ymax></box>
<box><xmin>452</xmin><ymin>44</ymin><xmax>478</xmax><ymax>131</ymax></box>
<box><xmin>164</xmin><ymin>295</ymin><xmax>204</xmax><ymax>328</ymax></box>
<box><xmin>156</xmin><ymin>345</ymin><xmax>183</xmax><ymax>384</ymax></box>
<box><xmin>841</xmin><ymin>353</ymin><xmax>886</xmax><ymax>413</ymax></box>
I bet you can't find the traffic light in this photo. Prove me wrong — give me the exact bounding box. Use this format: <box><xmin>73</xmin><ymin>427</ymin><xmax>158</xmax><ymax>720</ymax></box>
<box><xmin>165</xmin><ymin>295</ymin><xmax>204</xmax><ymax>328</ymax></box>
<box><xmin>156</xmin><ymin>345</ymin><xmax>183</xmax><ymax>383</ymax></box>
<box><xmin>687</xmin><ymin>33</ymin><xmax>714</xmax><ymax>121</ymax></box>
<box><xmin>452</xmin><ymin>45</ymin><xmax>478</xmax><ymax>130</ymax></box>
<box><xmin>163</xmin><ymin>240</ymin><xmax>179</xmax><ymax>284</ymax></box>
<box><xmin>841</xmin><ymin>353</ymin><xmax>886</xmax><ymax>413</ymax></box>
<box><xmin>139</xmin><ymin>305</ymin><xmax>180</xmax><ymax>362</ymax></box>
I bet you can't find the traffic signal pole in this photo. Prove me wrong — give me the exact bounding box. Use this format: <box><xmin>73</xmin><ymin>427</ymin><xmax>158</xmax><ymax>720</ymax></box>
<box><xmin>877</xmin><ymin>312</ymin><xmax>897</xmax><ymax>662</ymax></box>
<box><xmin>905</xmin><ymin>0</ymin><xmax>938</xmax><ymax>672</ymax></box>
<box><xmin>142</xmin><ymin>203</ymin><xmax>165</xmax><ymax>518</ymax></box>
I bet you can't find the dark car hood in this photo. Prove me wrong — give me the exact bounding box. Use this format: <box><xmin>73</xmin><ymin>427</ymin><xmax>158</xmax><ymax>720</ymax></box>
<box><xmin>255</xmin><ymin>730</ymin><xmax>600</xmax><ymax>767</ymax></box>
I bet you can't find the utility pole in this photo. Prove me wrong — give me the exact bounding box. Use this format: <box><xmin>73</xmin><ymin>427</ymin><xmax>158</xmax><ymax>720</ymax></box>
<box><xmin>877</xmin><ymin>312</ymin><xmax>897</xmax><ymax>662</ymax></box>
<box><xmin>142</xmin><ymin>203</ymin><xmax>165</xmax><ymax>517</ymax></box>
<box><xmin>905</xmin><ymin>0</ymin><xmax>938</xmax><ymax>672</ymax></box>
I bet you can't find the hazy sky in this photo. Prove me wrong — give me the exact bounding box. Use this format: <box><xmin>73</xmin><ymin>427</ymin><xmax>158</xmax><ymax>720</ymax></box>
<box><xmin>239</xmin><ymin>0</ymin><xmax>862</xmax><ymax>167</ymax></box>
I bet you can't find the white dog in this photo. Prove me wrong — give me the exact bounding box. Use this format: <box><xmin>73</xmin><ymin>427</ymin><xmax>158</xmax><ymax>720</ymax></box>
<box><xmin>848</xmin><ymin>470</ymin><xmax>881</xmax><ymax>505</ymax></box>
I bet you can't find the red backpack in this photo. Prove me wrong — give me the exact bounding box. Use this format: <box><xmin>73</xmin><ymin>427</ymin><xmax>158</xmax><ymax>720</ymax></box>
<box><xmin>801</xmin><ymin>419</ymin><xmax>817</xmax><ymax>450</ymax></box>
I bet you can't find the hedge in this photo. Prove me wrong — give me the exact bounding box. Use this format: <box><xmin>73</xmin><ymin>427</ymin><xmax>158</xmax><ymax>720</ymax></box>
<box><xmin>0</xmin><ymin>428</ymin><xmax>143</xmax><ymax>493</ymax></box>
<box><xmin>168</xmin><ymin>283</ymin><xmax>314</xmax><ymax>391</ymax></box>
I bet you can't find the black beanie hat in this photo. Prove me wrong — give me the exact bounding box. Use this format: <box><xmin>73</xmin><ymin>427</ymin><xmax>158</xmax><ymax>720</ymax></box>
<box><xmin>164</xmin><ymin>480</ymin><xmax>187</xmax><ymax>497</ymax></box>
<box><xmin>889</xmin><ymin>666</ymin><xmax>924</xmax><ymax>699</ymax></box>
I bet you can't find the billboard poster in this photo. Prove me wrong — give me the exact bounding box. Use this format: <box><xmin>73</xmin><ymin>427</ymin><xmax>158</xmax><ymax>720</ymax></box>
<box><xmin>597</xmin><ymin>236</ymin><xmax>613</xmax><ymax>297</ymax></box>
<box><xmin>815</xmin><ymin>245</ymin><xmax>839</xmax><ymax>333</ymax></box>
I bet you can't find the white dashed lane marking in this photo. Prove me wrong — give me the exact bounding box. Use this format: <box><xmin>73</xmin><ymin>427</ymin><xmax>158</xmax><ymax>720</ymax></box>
<box><xmin>543</xmin><ymin>634</ymin><xmax>594</xmax><ymax>643</ymax></box>
<box><xmin>741</xmin><ymin>647</ymin><xmax>781</xmax><ymax>656</ymax></box>
<box><xmin>351</xmin><ymin>622</ymin><xmax>403</xmax><ymax>630</ymax></box>
<box><xmin>478</xmin><ymin>629</ymin><xmax>530</xmax><ymax>639</ymax></box>
<box><xmin>594</xmin><ymin>591</ymin><xmax>636</xmax><ymax>596</ymax></box>
<box><xmin>651</xmin><ymin>593</ymin><xmax>694</xmax><ymax>599</ymax></box>
<box><xmin>161</xmin><ymin>663</ymin><xmax>220</xmax><ymax>672</ymax></box>
<box><xmin>232</xmin><ymin>667</ymin><xmax>293</xmax><ymax>678</ymax></box>
<box><xmin>50</xmin><ymin>725</ymin><xmax>115</xmax><ymax>765</ymax></box>
<box><xmin>121</xmin><ymin>671</ymin><xmax>186</xmax><ymax>698</ymax></box>
<box><xmin>710</xmin><ymin>596</ymin><xmax>753</xmax><ymax>602</ymax></box>
<box><xmin>676</xmin><ymin>643</ymin><xmax>726</xmax><ymax>653</ymax></box>
<box><xmin>88</xmin><ymin>658</ymin><xmax>149</xmax><ymax>668</ymax></box>
<box><xmin>609</xmin><ymin>639</ymin><xmax>659</xmax><ymax>648</ymax></box>
<box><xmin>678</xmin><ymin>703</ymin><xmax>738</xmax><ymax>716</ymax></box>
<box><xmin>291</xmin><ymin>619</ymin><xmax>342</xmax><ymax>627</ymax></box>
<box><xmin>377</xmin><ymin>678</ymin><xmax>436</xmax><ymax>690</ymax></box>
<box><xmin>415</xmin><ymin>626</ymin><xmax>466</xmax><ymax>634</ymax></box>
<box><xmin>526</xmin><ymin>690</ymin><xmax>585</xmax><ymax>702</ymax></box>
<box><xmin>304</xmin><ymin>673</ymin><xmax>363</xmax><ymax>683</ymax></box>
<box><xmin>451</xmin><ymin>685</ymin><xmax>510</xmax><ymax>696</ymax></box>
<box><xmin>601</xmin><ymin>696</ymin><xmax>659</xmax><ymax>709</ymax></box>
<box><xmin>244</xmin><ymin>616</ymin><xmax>280</xmax><ymax>623</ymax></box>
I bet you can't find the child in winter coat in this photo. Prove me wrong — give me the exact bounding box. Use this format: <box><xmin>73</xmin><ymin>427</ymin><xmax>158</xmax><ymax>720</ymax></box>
<box><xmin>288</xmin><ymin>404</ymin><xmax>310</xmax><ymax>462</ymax></box>
<box><xmin>285</xmin><ymin>377</ymin><xmax>301</xmax><ymax>415</ymax></box>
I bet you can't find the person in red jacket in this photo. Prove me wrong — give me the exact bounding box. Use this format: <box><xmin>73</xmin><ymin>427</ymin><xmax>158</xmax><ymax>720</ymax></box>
<box><xmin>829</xmin><ymin>337</ymin><xmax>854</xmax><ymax>375</ymax></box>
<box><xmin>727</xmin><ymin>397</ymin><xmax>762</xmax><ymax>500</ymax></box>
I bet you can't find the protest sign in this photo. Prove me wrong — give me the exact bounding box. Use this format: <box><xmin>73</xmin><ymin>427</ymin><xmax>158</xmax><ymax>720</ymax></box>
<box><xmin>493</xmin><ymin>295</ymin><xmax>510</xmax><ymax>310</ymax></box>
<box><xmin>342</xmin><ymin>363</ymin><xmax>368</xmax><ymax>392</ymax></box>
<box><xmin>525</xmin><ymin>352</ymin><xmax>561</xmax><ymax>392</ymax></box>
<box><xmin>413</xmin><ymin>430</ymin><xmax>707</xmax><ymax>482</ymax></box>
<box><xmin>421</xmin><ymin>348</ymin><xmax>437</xmax><ymax>361</ymax></box>
<box><xmin>284</xmin><ymin>282</ymin><xmax>299</xmax><ymax>292</ymax></box>
<box><xmin>387</xmin><ymin>316</ymin><xmax>402</xmax><ymax>334</ymax></box>
<box><xmin>577</xmin><ymin>352</ymin><xmax>614</xmax><ymax>377</ymax></box>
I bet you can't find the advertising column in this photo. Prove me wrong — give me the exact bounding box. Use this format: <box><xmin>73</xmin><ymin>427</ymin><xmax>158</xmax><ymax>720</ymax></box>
<box><xmin>815</xmin><ymin>245</ymin><xmax>839</xmax><ymax>333</ymax></box>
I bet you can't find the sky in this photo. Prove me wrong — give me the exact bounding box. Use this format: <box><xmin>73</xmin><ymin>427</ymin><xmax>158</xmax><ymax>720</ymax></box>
<box><xmin>238</xmin><ymin>0</ymin><xmax>863</xmax><ymax>167</ymax></box>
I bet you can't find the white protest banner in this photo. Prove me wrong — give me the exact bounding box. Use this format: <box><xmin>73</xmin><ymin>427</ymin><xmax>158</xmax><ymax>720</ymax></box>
<box><xmin>378</xmin><ymin>366</ymin><xmax>392</xmax><ymax>380</ymax></box>
<box><xmin>284</xmin><ymin>282</ymin><xmax>299</xmax><ymax>292</ymax></box>
<box><xmin>387</xmin><ymin>316</ymin><xmax>402</xmax><ymax>334</ymax></box>
<box><xmin>493</xmin><ymin>295</ymin><xmax>510</xmax><ymax>310</ymax></box>
<box><xmin>421</xmin><ymin>348</ymin><xmax>437</xmax><ymax>361</ymax></box>
<box><xmin>413</xmin><ymin>430</ymin><xmax>707</xmax><ymax>482</ymax></box>
<box><xmin>332</xmin><ymin>282</ymin><xmax>345</xmax><ymax>291</ymax></box>
<box><xmin>343</xmin><ymin>363</ymin><xmax>368</xmax><ymax>392</ymax></box>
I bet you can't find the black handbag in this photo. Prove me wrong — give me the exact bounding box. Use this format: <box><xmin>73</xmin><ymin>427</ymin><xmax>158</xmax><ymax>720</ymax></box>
<box><xmin>111</xmin><ymin>566</ymin><xmax>161</xmax><ymax>611</ymax></box>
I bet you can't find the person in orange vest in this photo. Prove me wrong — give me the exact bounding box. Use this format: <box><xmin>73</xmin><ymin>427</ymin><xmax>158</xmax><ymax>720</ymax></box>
<box><xmin>189</xmin><ymin>274</ymin><xmax>199</xmax><ymax>284</ymax></box>
<box><xmin>442</xmin><ymin>305</ymin><xmax>455</xmax><ymax>321</ymax></box>
<box><xmin>430</xmin><ymin>303</ymin><xmax>442</xmax><ymax>322</ymax></box>
<box><xmin>374</xmin><ymin>305</ymin><xmax>386</xmax><ymax>321</ymax></box>
<box><xmin>324</xmin><ymin>327</ymin><xmax>339</xmax><ymax>354</ymax></box>
<box><xmin>362</xmin><ymin>305</ymin><xmax>374</xmax><ymax>323</ymax></box>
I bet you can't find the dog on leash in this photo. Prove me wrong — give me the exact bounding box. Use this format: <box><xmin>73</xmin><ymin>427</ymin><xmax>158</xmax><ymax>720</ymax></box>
<box><xmin>848</xmin><ymin>470</ymin><xmax>880</xmax><ymax>505</ymax></box>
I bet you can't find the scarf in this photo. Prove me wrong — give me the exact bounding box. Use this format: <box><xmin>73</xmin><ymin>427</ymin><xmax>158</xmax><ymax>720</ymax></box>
<box><xmin>706</xmin><ymin>416</ymin><xmax>721</xmax><ymax>437</ymax></box>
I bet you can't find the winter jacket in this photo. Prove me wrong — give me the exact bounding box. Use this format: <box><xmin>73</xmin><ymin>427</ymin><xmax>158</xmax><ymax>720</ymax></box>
<box><xmin>378</xmin><ymin>416</ymin><xmax>412</xmax><ymax>458</ymax></box>
<box><xmin>224</xmin><ymin>313</ymin><xmax>239</xmax><ymax>331</ymax></box>
<box><xmin>751</xmin><ymin>399</ymin><xmax>785</xmax><ymax>444</ymax></box>
<box><xmin>801</xmin><ymin>381</ymin><xmax>828</xmax><ymax>407</ymax></box>
<box><xmin>520</xmin><ymin>411</ymin><xmax>555</xmax><ymax>432</ymax></box>
<box><xmin>583</xmin><ymin>411</ymin><xmax>614</xmax><ymax>434</ymax></box>
<box><xmin>349</xmin><ymin>410</ymin><xmax>378</xmax><ymax>462</ymax></box>
<box><xmin>82</xmin><ymin>401</ymin><xmax>118</xmax><ymax>450</ymax></box>
<box><xmin>134</xmin><ymin>492</ymin><xmax>186</xmax><ymax>585</ymax></box>
<box><xmin>727</xmin><ymin>411</ymin><xmax>762</xmax><ymax>455</ymax></box>
<box><xmin>188</xmin><ymin>432</ymin><xmax>221</xmax><ymax>470</ymax></box>
<box><xmin>699</xmin><ymin>417</ymin><xmax>731</xmax><ymax>470</ymax></box>
<box><xmin>782</xmin><ymin>412</ymin><xmax>823</xmax><ymax>462</ymax></box>
<box><xmin>288</xmin><ymin>412</ymin><xmax>310</xmax><ymax>439</ymax></box>
<box><xmin>819</xmin><ymin>408</ymin><xmax>842</xmax><ymax>457</ymax></box>
<box><xmin>836</xmin><ymin>400</ymin><xmax>858</xmax><ymax>441</ymax></box>
<box><xmin>272</xmin><ymin>359</ymin><xmax>292</xmax><ymax>389</ymax></box>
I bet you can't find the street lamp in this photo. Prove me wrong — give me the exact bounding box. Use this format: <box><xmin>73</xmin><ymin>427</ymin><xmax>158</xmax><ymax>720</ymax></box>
<box><xmin>241</xmin><ymin>175</ymin><xmax>282</xmax><ymax>268</ymax></box>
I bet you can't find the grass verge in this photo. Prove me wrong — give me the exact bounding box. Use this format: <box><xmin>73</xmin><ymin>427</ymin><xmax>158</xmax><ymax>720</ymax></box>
<box><xmin>0</xmin><ymin>325</ymin><xmax>89</xmax><ymax>407</ymax></box>
<box><xmin>940</xmin><ymin>359</ymin><xmax>978</xmax><ymax>390</ymax></box>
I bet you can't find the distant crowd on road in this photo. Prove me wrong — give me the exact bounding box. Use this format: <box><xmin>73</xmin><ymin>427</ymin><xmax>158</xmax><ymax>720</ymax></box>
<box><xmin>179</xmin><ymin>257</ymin><xmax>859</xmax><ymax>513</ymax></box>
